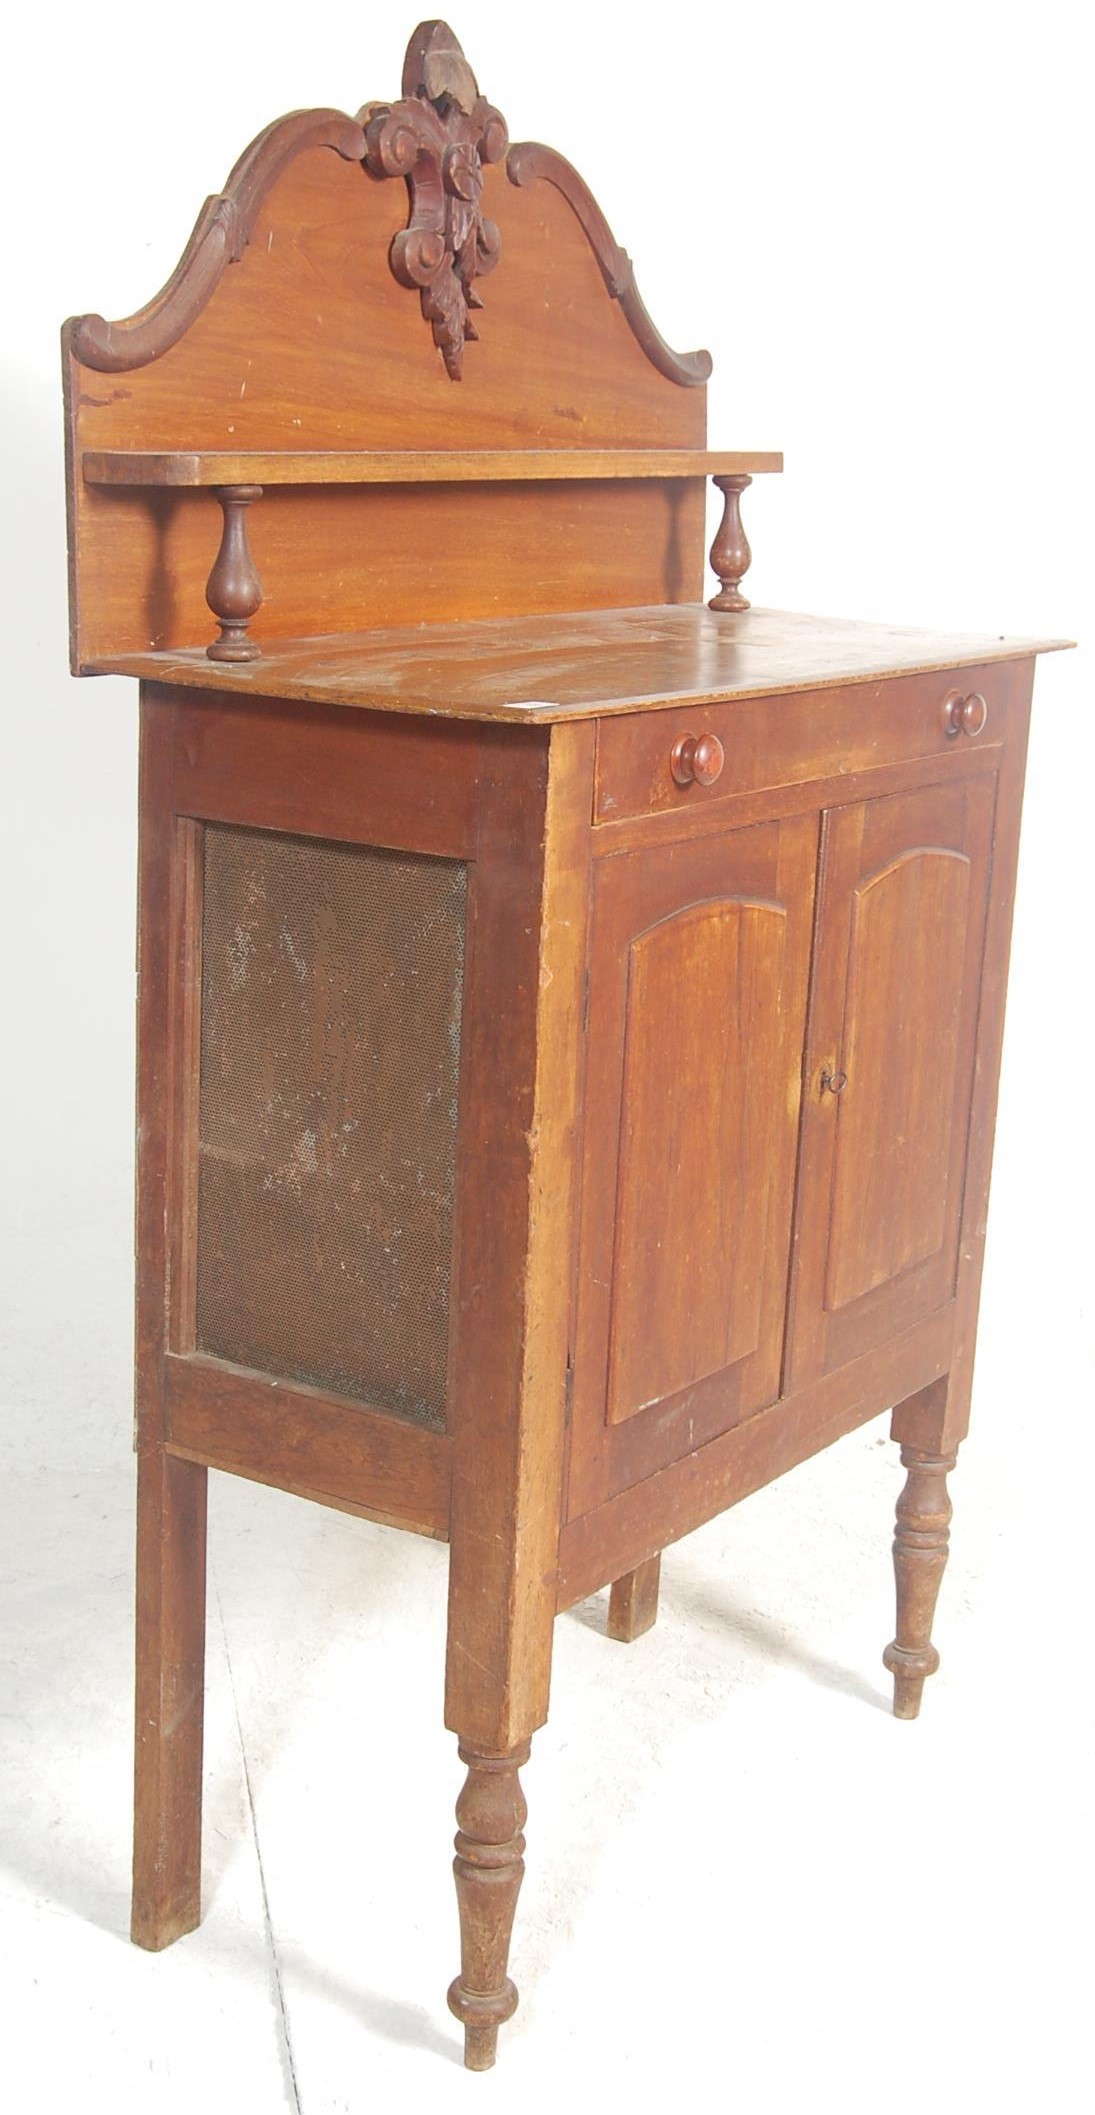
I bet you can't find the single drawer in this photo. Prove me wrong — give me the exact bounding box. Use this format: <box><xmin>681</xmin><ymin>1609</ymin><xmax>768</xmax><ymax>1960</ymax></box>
<box><xmin>594</xmin><ymin>663</ymin><xmax>1010</xmax><ymax>824</ymax></box>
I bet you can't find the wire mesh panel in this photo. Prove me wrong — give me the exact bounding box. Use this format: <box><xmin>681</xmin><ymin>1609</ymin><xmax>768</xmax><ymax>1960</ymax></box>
<box><xmin>195</xmin><ymin>824</ymin><xmax>468</xmax><ymax>1431</ymax></box>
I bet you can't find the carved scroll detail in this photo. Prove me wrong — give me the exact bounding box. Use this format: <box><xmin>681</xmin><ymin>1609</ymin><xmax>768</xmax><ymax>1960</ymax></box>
<box><xmin>68</xmin><ymin>111</ymin><xmax>366</xmax><ymax>373</ymax></box>
<box><xmin>362</xmin><ymin>22</ymin><xmax>508</xmax><ymax>379</ymax></box>
<box><xmin>67</xmin><ymin>56</ymin><xmax>711</xmax><ymax>394</ymax></box>
<box><xmin>507</xmin><ymin>142</ymin><xmax>713</xmax><ymax>388</ymax></box>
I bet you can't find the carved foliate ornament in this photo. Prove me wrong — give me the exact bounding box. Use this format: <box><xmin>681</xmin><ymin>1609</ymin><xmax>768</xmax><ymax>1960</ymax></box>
<box><xmin>362</xmin><ymin>21</ymin><xmax>508</xmax><ymax>379</ymax></box>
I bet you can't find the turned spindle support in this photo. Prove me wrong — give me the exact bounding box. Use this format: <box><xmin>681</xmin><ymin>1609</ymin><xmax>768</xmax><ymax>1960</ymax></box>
<box><xmin>205</xmin><ymin>484</ymin><xmax>264</xmax><ymax>661</ymax></box>
<box><xmin>708</xmin><ymin>471</ymin><xmax>753</xmax><ymax>612</ymax></box>
<box><xmin>608</xmin><ymin>1552</ymin><xmax>662</xmax><ymax>1641</ymax></box>
<box><xmin>883</xmin><ymin>1445</ymin><xmax>958</xmax><ymax>1720</ymax></box>
<box><xmin>447</xmin><ymin>1742</ymin><xmax>530</xmax><ymax>2071</ymax></box>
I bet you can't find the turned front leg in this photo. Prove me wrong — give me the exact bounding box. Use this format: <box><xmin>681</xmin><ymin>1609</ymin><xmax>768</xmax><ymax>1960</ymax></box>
<box><xmin>132</xmin><ymin>1448</ymin><xmax>208</xmax><ymax>1949</ymax></box>
<box><xmin>608</xmin><ymin>1552</ymin><xmax>661</xmax><ymax>1641</ymax></box>
<box><xmin>447</xmin><ymin>1743</ymin><xmax>530</xmax><ymax>2071</ymax></box>
<box><xmin>883</xmin><ymin>1444</ymin><xmax>957</xmax><ymax>1720</ymax></box>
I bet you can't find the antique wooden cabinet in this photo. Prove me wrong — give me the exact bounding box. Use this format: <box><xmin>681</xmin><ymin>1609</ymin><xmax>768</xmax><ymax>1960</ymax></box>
<box><xmin>62</xmin><ymin>21</ymin><xmax>1065</xmax><ymax>2073</ymax></box>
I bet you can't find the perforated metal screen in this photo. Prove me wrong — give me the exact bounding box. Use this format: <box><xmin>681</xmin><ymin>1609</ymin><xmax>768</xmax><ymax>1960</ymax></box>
<box><xmin>194</xmin><ymin>824</ymin><xmax>467</xmax><ymax>1430</ymax></box>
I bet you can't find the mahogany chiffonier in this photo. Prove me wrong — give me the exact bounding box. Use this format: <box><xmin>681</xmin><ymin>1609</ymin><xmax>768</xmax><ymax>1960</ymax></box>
<box><xmin>62</xmin><ymin>21</ymin><xmax>1066</xmax><ymax>2072</ymax></box>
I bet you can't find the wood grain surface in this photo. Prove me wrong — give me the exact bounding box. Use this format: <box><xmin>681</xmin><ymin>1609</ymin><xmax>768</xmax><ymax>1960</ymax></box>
<box><xmin>89</xmin><ymin>607</ymin><xmax>1069</xmax><ymax>722</ymax></box>
<box><xmin>566</xmin><ymin>813</ymin><xmax>816</xmax><ymax>1517</ymax></box>
<box><xmin>785</xmin><ymin>773</ymin><xmax>997</xmax><ymax>1388</ymax></box>
<box><xmin>557</xmin><ymin>1307</ymin><xmax>955</xmax><ymax>1608</ymax></box>
<box><xmin>83</xmin><ymin>447</ymin><xmax>781</xmax><ymax>486</ymax></box>
<box><xmin>77</xmin><ymin>19</ymin><xmax>1068</xmax><ymax>2077</ymax></box>
<box><xmin>65</xmin><ymin>149</ymin><xmax>710</xmax><ymax>665</ymax></box>
<box><xmin>165</xmin><ymin>1355</ymin><xmax>450</xmax><ymax>1538</ymax></box>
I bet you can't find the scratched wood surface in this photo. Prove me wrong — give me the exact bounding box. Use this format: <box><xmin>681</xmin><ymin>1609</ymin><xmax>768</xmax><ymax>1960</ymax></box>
<box><xmin>87</xmin><ymin>604</ymin><xmax>1068</xmax><ymax>720</ymax></box>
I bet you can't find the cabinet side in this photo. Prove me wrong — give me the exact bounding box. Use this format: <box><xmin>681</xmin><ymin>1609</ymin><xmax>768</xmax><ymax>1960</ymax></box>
<box><xmin>892</xmin><ymin>655</ymin><xmax>1036</xmax><ymax>1455</ymax></box>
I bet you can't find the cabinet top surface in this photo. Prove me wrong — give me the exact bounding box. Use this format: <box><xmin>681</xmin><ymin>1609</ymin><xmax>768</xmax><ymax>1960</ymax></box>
<box><xmin>94</xmin><ymin>604</ymin><xmax>1069</xmax><ymax>724</ymax></box>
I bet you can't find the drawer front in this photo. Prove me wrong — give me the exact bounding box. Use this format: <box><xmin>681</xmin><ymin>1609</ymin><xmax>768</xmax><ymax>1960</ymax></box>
<box><xmin>594</xmin><ymin>664</ymin><xmax>1010</xmax><ymax>824</ymax></box>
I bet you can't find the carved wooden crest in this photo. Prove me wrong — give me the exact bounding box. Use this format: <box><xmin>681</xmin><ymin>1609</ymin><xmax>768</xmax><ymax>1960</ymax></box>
<box><xmin>362</xmin><ymin>21</ymin><xmax>508</xmax><ymax>379</ymax></box>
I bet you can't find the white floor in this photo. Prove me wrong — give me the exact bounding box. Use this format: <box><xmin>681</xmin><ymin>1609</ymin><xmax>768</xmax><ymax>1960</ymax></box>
<box><xmin>2</xmin><ymin>1158</ymin><xmax>1092</xmax><ymax>2115</ymax></box>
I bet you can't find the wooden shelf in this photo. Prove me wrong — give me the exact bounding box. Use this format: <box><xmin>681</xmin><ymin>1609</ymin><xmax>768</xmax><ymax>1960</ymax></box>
<box><xmin>82</xmin><ymin>447</ymin><xmax>784</xmax><ymax>489</ymax></box>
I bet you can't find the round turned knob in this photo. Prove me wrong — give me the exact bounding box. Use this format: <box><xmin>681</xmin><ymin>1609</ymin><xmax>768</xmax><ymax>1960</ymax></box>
<box><xmin>670</xmin><ymin>731</ymin><xmax>725</xmax><ymax>788</ymax></box>
<box><xmin>942</xmin><ymin>688</ymin><xmax>989</xmax><ymax>738</ymax></box>
<box><xmin>941</xmin><ymin>689</ymin><xmax>965</xmax><ymax>738</ymax></box>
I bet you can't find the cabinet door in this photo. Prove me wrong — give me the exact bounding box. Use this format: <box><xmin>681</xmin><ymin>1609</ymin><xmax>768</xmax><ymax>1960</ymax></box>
<box><xmin>786</xmin><ymin>773</ymin><xmax>996</xmax><ymax>1389</ymax></box>
<box><xmin>566</xmin><ymin>814</ymin><xmax>817</xmax><ymax>1519</ymax></box>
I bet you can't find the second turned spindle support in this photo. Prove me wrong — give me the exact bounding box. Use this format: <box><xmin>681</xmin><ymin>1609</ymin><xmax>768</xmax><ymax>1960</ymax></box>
<box><xmin>883</xmin><ymin>1445</ymin><xmax>958</xmax><ymax>1720</ymax></box>
<box><xmin>708</xmin><ymin>471</ymin><xmax>753</xmax><ymax>612</ymax></box>
<box><xmin>206</xmin><ymin>484</ymin><xmax>264</xmax><ymax>662</ymax></box>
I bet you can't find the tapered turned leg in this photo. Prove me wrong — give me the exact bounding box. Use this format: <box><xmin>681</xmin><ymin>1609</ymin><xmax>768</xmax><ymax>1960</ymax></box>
<box><xmin>883</xmin><ymin>1444</ymin><xmax>957</xmax><ymax>1720</ymax></box>
<box><xmin>447</xmin><ymin>1743</ymin><xmax>530</xmax><ymax>2070</ymax></box>
<box><xmin>608</xmin><ymin>1552</ymin><xmax>662</xmax><ymax>1642</ymax></box>
<box><xmin>131</xmin><ymin>1448</ymin><xmax>208</xmax><ymax>1951</ymax></box>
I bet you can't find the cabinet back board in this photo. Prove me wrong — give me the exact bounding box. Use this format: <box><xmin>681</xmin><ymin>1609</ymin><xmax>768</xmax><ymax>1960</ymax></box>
<box><xmin>64</xmin><ymin>122</ymin><xmax>712</xmax><ymax>665</ymax></box>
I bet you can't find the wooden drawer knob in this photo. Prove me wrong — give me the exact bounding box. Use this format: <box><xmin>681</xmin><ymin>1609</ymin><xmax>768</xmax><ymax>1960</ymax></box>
<box><xmin>942</xmin><ymin>689</ymin><xmax>989</xmax><ymax>739</ymax></box>
<box><xmin>670</xmin><ymin>731</ymin><xmax>725</xmax><ymax>788</ymax></box>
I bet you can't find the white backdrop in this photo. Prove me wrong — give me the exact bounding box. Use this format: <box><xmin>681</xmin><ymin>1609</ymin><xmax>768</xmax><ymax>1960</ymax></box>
<box><xmin>2</xmin><ymin>2</ymin><xmax>1091</xmax><ymax>2108</ymax></box>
